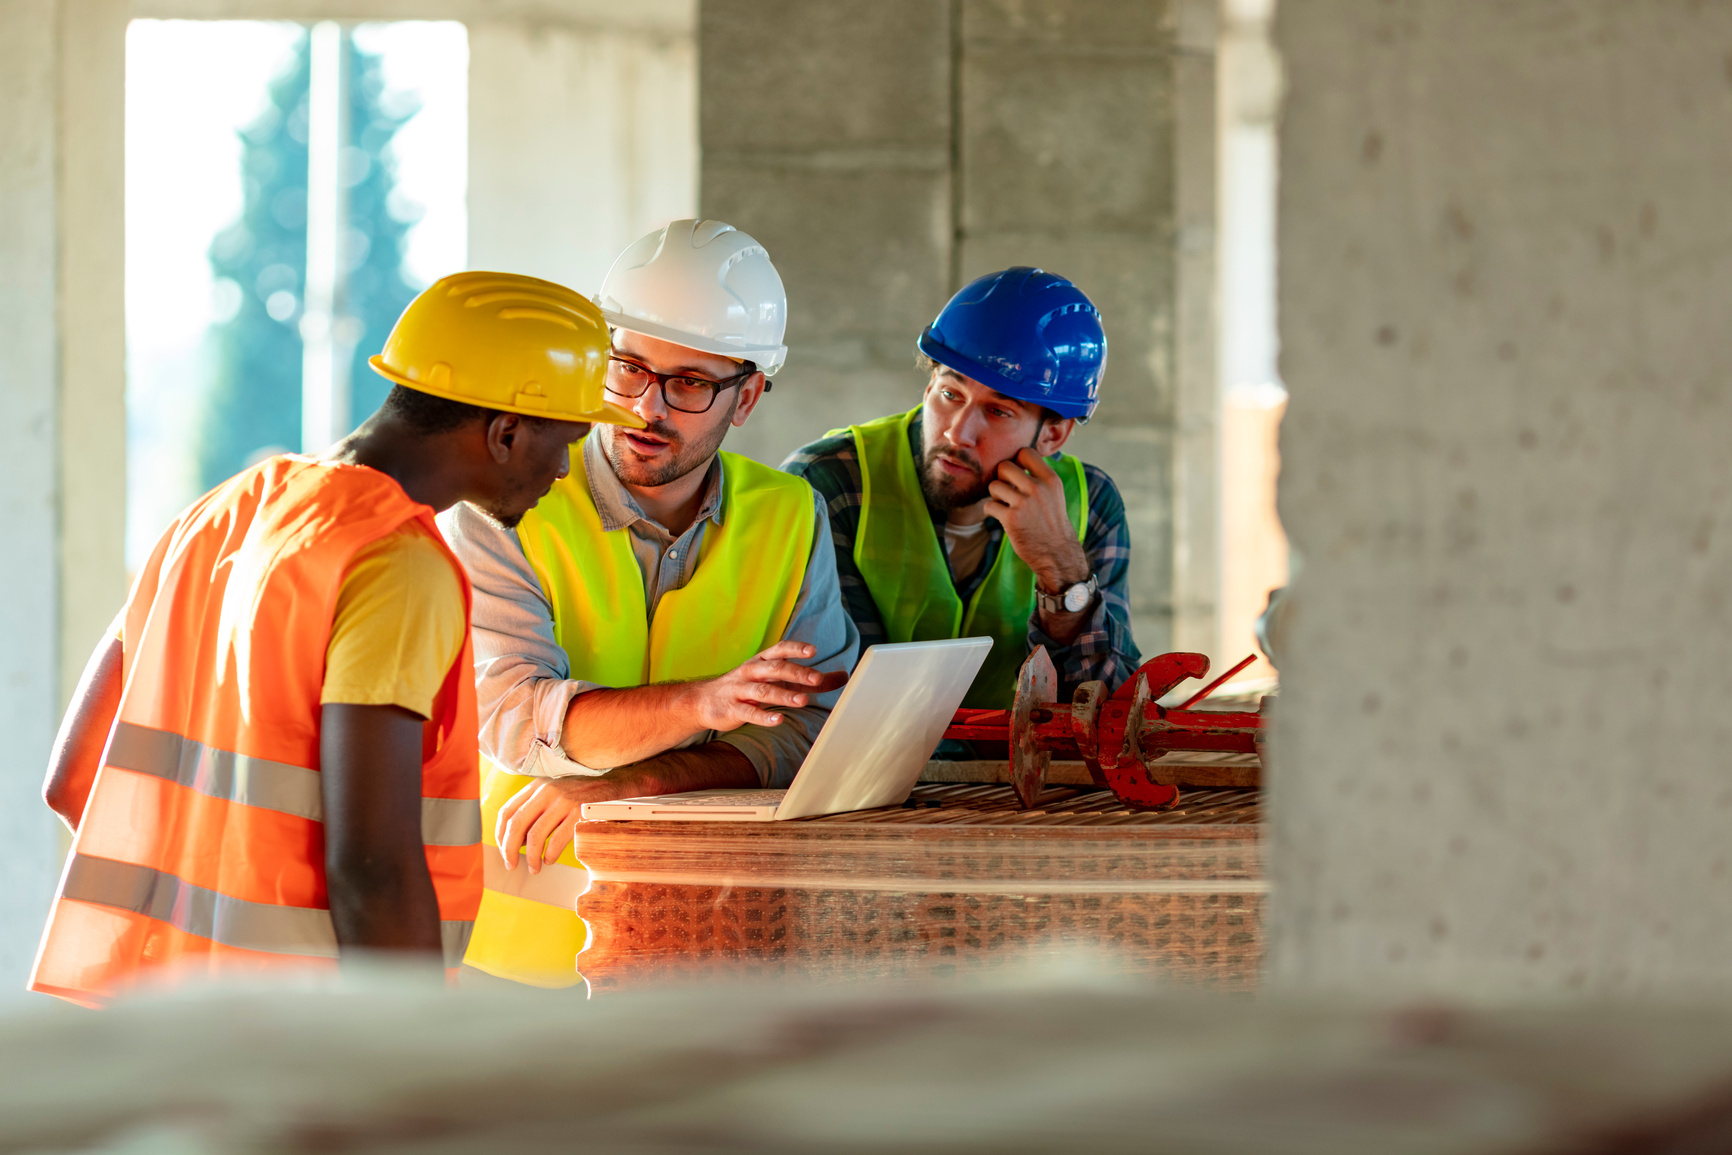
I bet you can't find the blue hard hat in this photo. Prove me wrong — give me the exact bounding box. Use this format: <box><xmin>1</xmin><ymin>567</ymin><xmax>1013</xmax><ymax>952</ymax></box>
<box><xmin>917</xmin><ymin>267</ymin><xmax>1106</xmax><ymax>421</ymax></box>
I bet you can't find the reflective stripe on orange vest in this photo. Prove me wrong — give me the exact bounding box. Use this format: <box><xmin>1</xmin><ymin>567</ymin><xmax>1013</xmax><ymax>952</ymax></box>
<box><xmin>59</xmin><ymin>854</ymin><xmax>476</xmax><ymax>962</ymax></box>
<box><xmin>30</xmin><ymin>455</ymin><xmax>483</xmax><ymax>1006</ymax></box>
<box><xmin>104</xmin><ymin>721</ymin><xmax>482</xmax><ymax>846</ymax></box>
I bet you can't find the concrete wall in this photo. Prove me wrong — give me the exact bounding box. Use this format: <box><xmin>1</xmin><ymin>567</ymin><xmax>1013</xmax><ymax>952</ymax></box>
<box><xmin>468</xmin><ymin>11</ymin><xmax>695</xmax><ymax>296</ymax></box>
<box><xmin>702</xmin><ymin>0</ymin><xmax>1192</xmax><ymax>652</ymax></box>
<box><xmin>1270</xmin><ymin>1</ymin><xmax>1732</xmax><ymax>998</ymax></box>
<box><xmin>0</xmin><ymin>0</ymin><xmax>71</xmax><ymax>988</ymax></box>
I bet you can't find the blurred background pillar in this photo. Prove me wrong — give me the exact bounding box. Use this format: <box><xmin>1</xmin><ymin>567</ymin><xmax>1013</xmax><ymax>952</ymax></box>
<box><xmin>1271</xmin><ymin>0</ymin><xmax>1732</xmax><ymax>999</ymax></box>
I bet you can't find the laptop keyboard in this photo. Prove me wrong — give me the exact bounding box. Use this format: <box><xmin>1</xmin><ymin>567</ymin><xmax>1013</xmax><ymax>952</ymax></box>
<box><xmin>642</xmin><ymin>790</ymin><xmax>788</xmax><ymax>806</ymax></box>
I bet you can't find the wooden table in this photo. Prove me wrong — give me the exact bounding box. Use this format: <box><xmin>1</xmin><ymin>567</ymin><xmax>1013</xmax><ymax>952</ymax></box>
<box><xmin>573</xmin><ymin>783</ymin><xmax>1265</xmax><ymax>992</ymax></box>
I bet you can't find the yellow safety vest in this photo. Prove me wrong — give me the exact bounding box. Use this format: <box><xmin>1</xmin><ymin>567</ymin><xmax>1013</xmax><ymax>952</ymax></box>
<box><xmin>462</xmin><ymin>446</ymin><xmax>816</xmax><ymax>987</ymax></box>
<box><xmin>838</xmin><ymin>406</ymin><xmax>1087</xmax><ymax>709</ymax></box>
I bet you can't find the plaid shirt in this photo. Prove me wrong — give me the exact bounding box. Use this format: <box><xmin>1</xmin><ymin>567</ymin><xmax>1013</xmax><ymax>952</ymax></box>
<box><xmin>782</xmin><ymin>412</ymin><xmax>1142</xmax><ymax>701</ymax></box>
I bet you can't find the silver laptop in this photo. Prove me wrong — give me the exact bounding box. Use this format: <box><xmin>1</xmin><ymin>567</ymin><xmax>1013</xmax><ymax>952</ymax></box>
<box><xmin>579</xmin><ymin>637</ymin><xmax>992</xmax><ymax>823</ymax></box>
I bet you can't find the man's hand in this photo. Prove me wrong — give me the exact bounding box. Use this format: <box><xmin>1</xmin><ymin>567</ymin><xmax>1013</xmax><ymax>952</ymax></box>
<box><xmin>496</xmin><ymin>744</ymin><xmax>759</xmax><ymax>873</ymax></box>
<box><xmin>985</xmin><ymin>448</ymin><xmax>1089</xmax><ymax>592</ymax></box>
<box><xmin>560</xmin><ymin>642</ymin><xmax>848</xmax><ymax>768</ymax></box>
<box><xmin>683</xmin><ymin>640</ymin><xmax>849</xmax><ymax>731</ymax></box>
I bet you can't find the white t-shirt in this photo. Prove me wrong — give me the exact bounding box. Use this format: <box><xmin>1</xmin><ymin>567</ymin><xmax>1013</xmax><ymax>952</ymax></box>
<box><xmin>942</xmin><ymin>518</ymin><xmax>990</xmax><ymax>583</ymax></box>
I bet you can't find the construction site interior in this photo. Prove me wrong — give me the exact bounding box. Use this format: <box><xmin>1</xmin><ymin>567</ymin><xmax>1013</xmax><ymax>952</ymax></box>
<box><xmin>4</xmin><ymin>1</ymin><xmax>1732</xmax><ymax>1151</ymax></box>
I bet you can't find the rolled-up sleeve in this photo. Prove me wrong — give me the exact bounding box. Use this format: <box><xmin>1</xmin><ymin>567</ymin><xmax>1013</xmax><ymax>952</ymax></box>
<box><xmin>438</xmin><ymin>502</ymin><xmax>606</xmax><ymax>775</ymax></box>
<box><xmin>716</xmin><ymin>492</ymin><xmax>860</xmax><ymax>788</ymax></box>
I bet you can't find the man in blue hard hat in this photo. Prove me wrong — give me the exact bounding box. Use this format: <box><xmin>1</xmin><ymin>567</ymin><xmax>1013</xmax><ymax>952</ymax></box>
<box><xmin>783</xmin><ymin>267</ymin><xmax>1141</xmax><ymax>709</ymax></box>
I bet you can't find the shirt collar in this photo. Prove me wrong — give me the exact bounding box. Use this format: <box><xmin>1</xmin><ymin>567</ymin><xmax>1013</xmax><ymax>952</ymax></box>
<box><xmin>583</xmin><ymin>432</ymin><xmax>727</xmax><ymax>534</ymax></box>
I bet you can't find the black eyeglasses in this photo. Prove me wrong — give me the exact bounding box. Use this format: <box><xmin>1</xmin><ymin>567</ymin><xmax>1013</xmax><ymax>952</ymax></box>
<box><xmin>604</xmin><ymin>356</ymin><xmax>758</xmax><ymax>415</ymax></box>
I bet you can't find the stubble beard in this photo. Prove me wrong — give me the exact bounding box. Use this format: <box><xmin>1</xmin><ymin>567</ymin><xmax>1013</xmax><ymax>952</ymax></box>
<box><xmin>602</xmin><ymin>398</ymin><xmax>737</xmax><ymax>489</ymax></box>
<box><xmin>918</xmin><ymin>446</ymin><xmax>993</xmax><ymax>512</ymax></box>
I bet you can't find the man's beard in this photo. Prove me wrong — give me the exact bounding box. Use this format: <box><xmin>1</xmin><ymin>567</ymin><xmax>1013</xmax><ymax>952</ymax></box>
<box><xmin>918</xmin><ymin>446</ymin><xmax>993</xmax><ymax>512</ymax></box>
<box><xmin>602</xmin><ymin>401</ymin><xmax>736</xmax><ymax>489</ymax></box>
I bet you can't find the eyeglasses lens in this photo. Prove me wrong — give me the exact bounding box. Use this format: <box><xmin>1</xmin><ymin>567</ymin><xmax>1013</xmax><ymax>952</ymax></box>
<box><xmin>605</xmin><ymin>360</ymin><xmax>719</xmax><ymax>413</ymax></box>
<box><xmin>663</xmin><ymin>378</ymin><xmax>716</xmax><ymax>413</ymax></box>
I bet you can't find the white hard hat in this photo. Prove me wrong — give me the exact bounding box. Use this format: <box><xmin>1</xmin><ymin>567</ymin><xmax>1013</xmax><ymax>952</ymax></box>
<box><xmin>595</xmin><ymin>219</ymin><xmax>789</xmax><ymax>376</ymax></box>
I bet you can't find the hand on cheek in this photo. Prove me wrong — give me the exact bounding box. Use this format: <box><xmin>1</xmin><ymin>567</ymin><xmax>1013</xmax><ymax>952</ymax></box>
<box><xmin>984</xmin><ymin>448</ymin><xmax>1088</xmax><ymax>590</ymax></box>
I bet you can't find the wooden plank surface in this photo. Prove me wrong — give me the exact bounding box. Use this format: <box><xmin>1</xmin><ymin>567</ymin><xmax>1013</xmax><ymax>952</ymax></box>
<box><xmin>920</xmin><ymin>754</ymin><xmax>1261</xmax><ymax>789</ymax></box>
<box><xmin>571</xmin><ymin>785</ymin><xmax>1267</xmax><ymax>991</ymax></box>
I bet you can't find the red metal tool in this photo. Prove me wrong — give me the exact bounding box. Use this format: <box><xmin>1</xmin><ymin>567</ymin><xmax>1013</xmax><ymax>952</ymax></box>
<box><xmin>943</xmin><ymin>649</ymin><xmax>1268</xmax><ymax>811</ymax></box>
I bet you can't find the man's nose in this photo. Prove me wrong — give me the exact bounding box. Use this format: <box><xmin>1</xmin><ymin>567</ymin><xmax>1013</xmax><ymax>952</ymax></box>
<box><xmin>555</xmin><ymin>445</ymin><xmax>572</xmax><ymax>480</ymax></box>
<box><xmin>632</xmin><ymin>379</ymin><xmax>669</xmax><ymax>423</ymax></box>
<box><xmin>945</xmin><ymin>409</ymin><xmax>983</xmax><ymax>448</ymax></box>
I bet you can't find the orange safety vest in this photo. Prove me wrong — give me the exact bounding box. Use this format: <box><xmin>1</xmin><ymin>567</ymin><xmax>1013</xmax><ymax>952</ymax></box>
<box><xmin>29</xmin><ymin>456</ymin><xmax>483</xmax><ymax>1007</ymax></box>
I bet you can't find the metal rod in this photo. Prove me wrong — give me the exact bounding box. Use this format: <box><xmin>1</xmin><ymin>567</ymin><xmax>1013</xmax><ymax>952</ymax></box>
<box><xmin>1175</xmin><ymin>653</ymin><xmax>1259</xmax><ymax>711</ymax></box>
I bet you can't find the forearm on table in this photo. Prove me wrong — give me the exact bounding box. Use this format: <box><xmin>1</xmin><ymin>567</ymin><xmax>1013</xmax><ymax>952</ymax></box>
<box><xmin>611</xmin><ymin>741</ymin><xmax>758</xmax><ymax>795</ymax></box>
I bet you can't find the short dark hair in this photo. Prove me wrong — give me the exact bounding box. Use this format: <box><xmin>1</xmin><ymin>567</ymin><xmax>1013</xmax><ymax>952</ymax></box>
<box><xmin>382</xmin><ymin>384</ymin><xmax>520</xmax><ymax>435</ymax></box>
<box><xmin>915</xmin><ymin>352</ymin><xmax>1063</xmax><ymax>426</ymax></box>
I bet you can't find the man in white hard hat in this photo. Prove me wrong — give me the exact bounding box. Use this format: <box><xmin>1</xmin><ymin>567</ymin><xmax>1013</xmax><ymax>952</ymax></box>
<box><xmin>440</xmin><ymin>220</ymin><xmax>858</xmax><ymax>987</ymax></box>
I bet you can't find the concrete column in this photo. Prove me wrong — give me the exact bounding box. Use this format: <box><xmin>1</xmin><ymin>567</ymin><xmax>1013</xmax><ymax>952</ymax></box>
<box><xmin>699</xmin><ymin>0</ymin><xmax>955</xmax><ymax>467</ymax></box>
<box><xmin>958</xmin><ymin>0</ymin><xmax>1178</xmax><ymax>650</ymax></box>
<box><xmin>1271</xmin><ymin>1</ymin><xmax>1732</xmax><ymax>998</ymax></box>
<box><xmin>58</xmin><ymin>0</ymin><xmax>128</xmax><ymax>705</ymax></box>
<box><xmin>1170</xmin><ymin>0</ymin><xmax>1219</xmax><ymax>659</ymax></box>
<box><xmin>468</xmin><ymin>12</ymin><xmax>696</xmax><ymax>300</ymax></box>
<box><xmin>0</xmin><ymin>0</ymin><xmax>66</xmax><ymax>987</ymax></box>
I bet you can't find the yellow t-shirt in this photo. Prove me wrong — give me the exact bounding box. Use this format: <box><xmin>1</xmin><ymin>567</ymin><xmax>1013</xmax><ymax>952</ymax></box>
<box><xmin>320</xmin><ymin>522</ymin><xmax>467</xmax><ymax>719</ymax></box>
<box><xmin>115</xmin><ymin>522</ymin><xmax>465</xmax><ymax>720</ymax></box>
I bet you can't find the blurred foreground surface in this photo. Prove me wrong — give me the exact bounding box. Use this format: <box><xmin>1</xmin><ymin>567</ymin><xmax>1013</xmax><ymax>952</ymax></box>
<box><xmin>5</xmin><ymin>967</ymin><xmax>1732</xmax><ymax>1153</ymax></box>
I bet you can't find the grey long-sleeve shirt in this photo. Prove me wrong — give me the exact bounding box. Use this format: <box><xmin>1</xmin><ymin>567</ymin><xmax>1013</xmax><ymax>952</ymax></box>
<box><xmin>438</xmin><ymin>434</ymin><xmax>859</xmax><ymax>789</ymax></box>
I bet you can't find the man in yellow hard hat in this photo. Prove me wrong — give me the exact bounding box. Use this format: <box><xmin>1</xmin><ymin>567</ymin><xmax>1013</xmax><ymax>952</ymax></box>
<box><xmin>441</xmin><ymin>221</ymin><xmax>858</xmax><ymax>988</ymax></box>
<box><xmin>31</xmin><ymin>273</ymin><xmax>630</xmax><ymax>1004</ymax></box>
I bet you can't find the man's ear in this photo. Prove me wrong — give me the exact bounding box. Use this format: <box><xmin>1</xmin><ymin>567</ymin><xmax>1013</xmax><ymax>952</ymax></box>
<box><xmin>730</xmin><ymin>372</ymin><xmax>769</xmax><ymax>428</ymax></box>
<box><xmin>484</xmin><ymin>412</ymin><xmax>522</xmax><ymax>464</ymax></box>
<box><xmin>1036</xmin><ymin>416</ymin><xmax>1076</xmax><ymax>456</ymax></box>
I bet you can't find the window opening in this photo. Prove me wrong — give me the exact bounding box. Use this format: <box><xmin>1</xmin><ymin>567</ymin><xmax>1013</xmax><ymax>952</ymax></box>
<box><xmin>125</xmin><ymin>19</ymin><xmax>466</xmax><ymax>568</ymax></box>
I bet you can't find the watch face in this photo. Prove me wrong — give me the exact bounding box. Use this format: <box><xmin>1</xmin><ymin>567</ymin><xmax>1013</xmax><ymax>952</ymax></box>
<box><xmin>1063</xmin><ymin>582</ymin><xmax>1090</xmax><ymax>613</ymax></box>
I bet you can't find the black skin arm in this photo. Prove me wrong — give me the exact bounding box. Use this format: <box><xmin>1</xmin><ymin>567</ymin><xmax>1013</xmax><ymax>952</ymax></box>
<box><xmin>319</xmin><ymin>703</ymin><xmax>443</xmax><ymax>959</ymax></box>
<box><xmin>44</xmin><ymin>634</ymin><xmax>124</xmax><ymax>832</ymax></box>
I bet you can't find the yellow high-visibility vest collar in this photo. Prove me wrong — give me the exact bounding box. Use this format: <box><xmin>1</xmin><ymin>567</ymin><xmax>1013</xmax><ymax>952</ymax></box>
<box><xmin>838</xmin><ymin>406</ymin><xmax>1086</xmax><ymax>709</ymax></box>
<box><xmin>462</xmin><ymin>444</ymin><xmax>817</xmax><ymax>987</ymax></box>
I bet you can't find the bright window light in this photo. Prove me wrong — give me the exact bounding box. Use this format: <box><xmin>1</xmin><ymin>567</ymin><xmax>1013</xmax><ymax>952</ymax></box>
<box><xmin>125</xmin><ymin>19</ymin><xmax>467</xmax><ymax>568</ymax></box>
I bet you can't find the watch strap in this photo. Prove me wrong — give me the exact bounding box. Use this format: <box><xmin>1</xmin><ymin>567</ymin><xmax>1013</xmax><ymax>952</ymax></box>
<box><xmin>1037</xmin><ymin>572</ymin><xmax>1097</xmax><ymax>614</ymax></box>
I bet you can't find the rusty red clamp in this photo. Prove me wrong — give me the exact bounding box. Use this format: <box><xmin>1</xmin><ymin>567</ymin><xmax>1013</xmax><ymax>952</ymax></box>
<box><xmin>942</xmin><ymin>649</ymin><xmax>1267</xmax><ymax>811</ymax></box>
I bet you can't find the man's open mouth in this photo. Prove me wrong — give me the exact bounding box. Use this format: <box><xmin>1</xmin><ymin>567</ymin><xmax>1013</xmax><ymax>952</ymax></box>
<box><xmin>623</xmin><ymin>430</ymin><xmax>672</xmax><ymax>454</ymax></box>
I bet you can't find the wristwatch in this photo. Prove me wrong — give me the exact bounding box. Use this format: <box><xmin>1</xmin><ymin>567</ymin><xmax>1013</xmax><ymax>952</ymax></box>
<box><xmin>1037</xmin><ymin>572</ymin><xmax>1098</xmax><ymax>615</ymax></box>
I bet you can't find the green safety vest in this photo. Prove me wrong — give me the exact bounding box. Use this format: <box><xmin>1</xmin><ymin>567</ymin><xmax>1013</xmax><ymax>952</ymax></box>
<box><xmin>838</xmin><ymin>406</ymin><xmax>1086</xmax><ymax>709</ymax></box>
<box><xmin>463</xmin><ymin>446</ymin><xmax>816</xmax><ymax>987</ymax></box>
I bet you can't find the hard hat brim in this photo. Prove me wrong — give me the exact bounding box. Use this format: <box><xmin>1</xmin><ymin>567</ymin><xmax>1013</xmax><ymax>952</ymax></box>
<box><xmin>601</xmin><ymin>311</ymin><xmax>788</xmax><ymax>377</ymax></box>
<box><xmin>916</xmin><ymin>331</ymin><xmax>1096</xmax><ymax>421</ymax></box>
<box><xmin>368</xmin><ymin>356</ymin><xmax>646</xmax><ymax>429</ymax></box>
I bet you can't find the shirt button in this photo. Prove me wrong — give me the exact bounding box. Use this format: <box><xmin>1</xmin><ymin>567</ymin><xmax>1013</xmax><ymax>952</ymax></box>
<box><xmin>667</xmin><ymin>549</ymin><xmax>677</xmax><ymax>558</ymax></box>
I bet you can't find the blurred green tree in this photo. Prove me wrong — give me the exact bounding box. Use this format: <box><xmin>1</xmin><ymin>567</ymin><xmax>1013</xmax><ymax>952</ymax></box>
<box><xmin>200</xmin><ymin>28</ymin><xmax>421</xmax><ymax>488</ymax></box>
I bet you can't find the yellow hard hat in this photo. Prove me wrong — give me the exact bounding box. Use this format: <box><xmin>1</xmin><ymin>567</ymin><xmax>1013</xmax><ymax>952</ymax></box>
<box><xmin>368</xmin><ymin>271</ymin><xmax>644</xmax><ymax>428</ymax></box>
